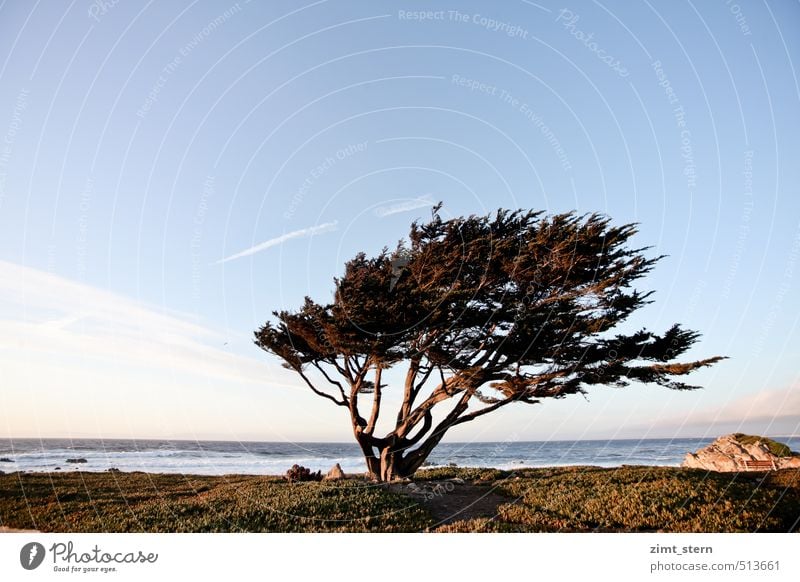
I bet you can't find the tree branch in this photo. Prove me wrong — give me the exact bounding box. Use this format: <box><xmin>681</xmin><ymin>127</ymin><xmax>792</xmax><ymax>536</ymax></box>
<box><xmin>365</xmin><ymin>364</ymin><xmax>383</xmax><ymax>435</ymax></box>
<box><xmin>451</xmin><ymin>394</ymin><xmax>529</xmax><ymax>426</ymax></box>
<box><xmin>395</xmin><ymin>378</ymin><xmax>455</xmax><ymax>438</ymax></box>
<box><xmin>297</xmin><ymin>368</ymin><xmax>347</xmax><ymax>407</ymax></box>
<box><xmin>348</xmin><ymin>356</ymin><xmax>373</xmax><ymax>432</ymax></box>
<box><xmin>410</xmin><ymin>361</ymin><xmax>435</xmax><ymax>411</ymax></box>
<box><xmin>402</xmin><ymin>410</ymin><xmax>433</xmax><ymax>449</ymax></box>
<box><xmin>311</xmin><ymin>361</ymin><xmax>349</xmax><ymax>404</ymax></box>
<box><xmin>402</xmin><ymin>389</ymin><xmax>474</xmax><ymax>471</ymax></box>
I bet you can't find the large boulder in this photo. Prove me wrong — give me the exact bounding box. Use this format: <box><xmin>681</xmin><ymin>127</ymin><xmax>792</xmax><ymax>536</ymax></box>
<box><xmin>323</xmin><ymin>463</ymin><xmax>345</xmax><ymax>481</ymax></box>
<box><xmin>682</xmin><ymin>433</ymin><xmax>800</xmax><ymax>472</ymax></box>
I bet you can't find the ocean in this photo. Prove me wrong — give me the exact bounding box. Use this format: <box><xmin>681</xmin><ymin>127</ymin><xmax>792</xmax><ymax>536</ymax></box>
<box><xmin>1</xmin><ymin>437</ymin><xmax>798</xmax><ymax>476</ymax></box>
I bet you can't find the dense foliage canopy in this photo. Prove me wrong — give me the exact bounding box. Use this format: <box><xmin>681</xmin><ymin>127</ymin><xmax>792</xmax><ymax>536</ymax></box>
<box><xmin>256</xmin><ymin>207</ymin><xmax>723</xmax><ymax>480</ymax></box>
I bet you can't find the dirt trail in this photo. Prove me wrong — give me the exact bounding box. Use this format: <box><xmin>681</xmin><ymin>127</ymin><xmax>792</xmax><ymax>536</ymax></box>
<box><xmin>389</xmin><ymin>480</ymin><xmax>513</xmax><ymax>526</ymax></box>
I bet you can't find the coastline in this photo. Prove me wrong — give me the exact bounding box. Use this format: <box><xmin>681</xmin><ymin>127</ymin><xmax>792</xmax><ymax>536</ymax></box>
<box><xmin>4</xmin><ymin>436</ymin><xmax>770</xmax><ymax>475</ymax></box>
<box><xmin>2</xmin><ymin>465</ymin><xmax>798</xmax><ymax>533</ymax></box>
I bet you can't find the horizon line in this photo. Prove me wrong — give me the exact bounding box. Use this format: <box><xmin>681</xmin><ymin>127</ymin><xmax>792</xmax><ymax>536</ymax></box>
<box><xmin>4</xmin><ymin>434</ymin><xmax>797</xmax><ymax>444</ymax></box>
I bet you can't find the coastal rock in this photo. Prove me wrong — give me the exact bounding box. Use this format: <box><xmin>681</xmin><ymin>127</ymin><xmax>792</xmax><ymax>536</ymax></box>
<box><xmin>285</xmin><ymin>464</ymin><xmax>322</xmax><ymax>482</ymax></box>
<box><xmin>682</xmin><ymin>434</ymin><xmax>800</xmax><ymax>472</ymax></box>
<box><xmin>66</xmin><ymin>458</ymin><xmax>88</xmax><ymax>464</ymax></box>
<box><xmin>0</xmin><ymin>457</ymin><xmax>13</xmax><ymax>462</ymax></box>
<box><xmin>323</xmin><ymin>463</ymin><xmax>345</xmax><ymax>481</ymax></box>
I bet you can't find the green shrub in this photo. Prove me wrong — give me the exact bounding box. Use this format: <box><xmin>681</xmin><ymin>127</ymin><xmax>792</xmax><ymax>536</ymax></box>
<box><xmin>732</xmin><ymin>434</ymin><xmax>793</xmax><ymax>457</ymax></box>
<box><xmin>493</xmin><ymin>466</ymin><xmax>800</xmax><ymax>532</ymax></box>
<box><xmin>413</xmin><ymin>467</ymin><xmax>511</xmax><ymax>482</ymax></box>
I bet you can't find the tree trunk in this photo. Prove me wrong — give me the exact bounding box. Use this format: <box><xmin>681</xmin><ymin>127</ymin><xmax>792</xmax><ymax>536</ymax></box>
<box><xmin>357</xmin><ymin>441</ymin><xmax>427</xmax><ymax>482</ymax></box>
<box><xmin>355</xmin><ymin>436</ymin><xmax>381</xmax><ymax>480</ymax></box>
<box><xmin>377</xmin><ymin>448</ymin><xmax>411</xmax><ymax>481</ymax></box>
<box><xmin>367</xmin><ymin>414</ymin><xmax>465</xmax><ymax>481</ymax></box>
<box><xmin>353</xmin><ymin>383</ymin><xmax>467</xmax><ymax>481</ymax></box>
<box><xmin>355</xmin><ymin>435</ymin><xmax>414</xmax><ymax>481</ymax></box>
<box><xmin>380</xmin><ymin>448</ymin><xmax>396</xmax><ymax>481</ymax></box>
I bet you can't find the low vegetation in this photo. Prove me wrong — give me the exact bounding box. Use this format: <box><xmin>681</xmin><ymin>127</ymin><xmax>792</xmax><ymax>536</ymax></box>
<box><xmin>485</xmin><ymin>466</ymin><xmax>800</xmax><ymax>532</ymax></box>
<box><xmin>0</xmin><ymin>472</ymin><xmax>431</xmax><ymax>533</ymax></box>
<box><xmin>1</xmin><ymin>466</ymin><xmax>798</xmax><ymax>533</ymax></box>
<box><xmin>733</xmin><ymin>433</ymin><xmax>793</xmax><ymax>458</ymax></box>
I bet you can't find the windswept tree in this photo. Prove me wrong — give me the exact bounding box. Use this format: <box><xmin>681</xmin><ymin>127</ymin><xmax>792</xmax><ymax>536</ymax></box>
<box><xmin>256</xmin><ymin>207</ymin><xmax>723</xmax><ymax>481</ymax></box>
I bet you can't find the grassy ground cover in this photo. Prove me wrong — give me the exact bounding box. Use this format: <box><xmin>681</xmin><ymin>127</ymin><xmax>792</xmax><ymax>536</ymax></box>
<box><xmin>2</xmin><ymin>466</ymin><xmax>798</xmax><ymax>533</ymax></box>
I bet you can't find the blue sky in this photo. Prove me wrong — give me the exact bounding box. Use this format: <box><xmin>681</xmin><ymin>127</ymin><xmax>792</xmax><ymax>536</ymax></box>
<box><xmin>1</xmin><ymin>0</ymin><xmax>798</xmax><ymax>442</ymax></box>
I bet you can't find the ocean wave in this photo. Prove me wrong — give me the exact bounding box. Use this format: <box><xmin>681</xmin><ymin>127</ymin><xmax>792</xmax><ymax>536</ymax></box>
<box><xmin>2</xmin><ymin>437</ymin><xmax>796</xmax><ymax>475</ymax></box>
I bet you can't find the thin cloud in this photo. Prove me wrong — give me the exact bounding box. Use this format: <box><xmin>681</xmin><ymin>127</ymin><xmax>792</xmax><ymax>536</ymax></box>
<box><xmin>695</xmin><ymin>385</ymin><xmax>800</xmax><ymax>430</ymax></box>
<box><xmin>627</xmin><ymin>384</ymin><xmax>800</xmax><ymax>438</ymax></box>
<box><xmin>374</xmin><ymin>195</ymin><xmax>434</xmax><ymax>218</ymax></box>
<box><xmin>0</xmin><ymin>259</ymin><xmax>325</xmax><ymax>439</ymax></box>
<box><xmin>215</xmin><ymin>221</ymin><xmax>338</xmax><ymax>264</ymax></box>
<box><xmin>0</xmin><ymin>259</ymin><xmax>296</xmax><ymax>386</ymax></box>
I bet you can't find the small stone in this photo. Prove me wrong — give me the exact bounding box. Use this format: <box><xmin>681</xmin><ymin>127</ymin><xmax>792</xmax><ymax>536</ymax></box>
<box><xmin>323</xmin><ymin>463</ymin><xmax>345</xmax><ymax>481</ymax></box>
